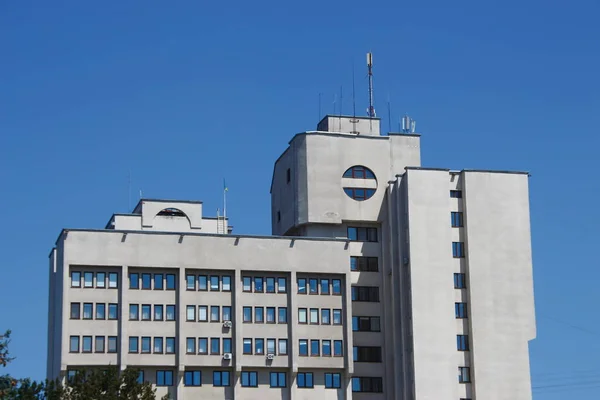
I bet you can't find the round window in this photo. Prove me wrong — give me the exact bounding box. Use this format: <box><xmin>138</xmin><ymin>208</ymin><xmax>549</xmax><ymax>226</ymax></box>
<box><xmin>342</xmin><ymin>166</ymin><xmax>377</xmax><ymax>201</ymax></box>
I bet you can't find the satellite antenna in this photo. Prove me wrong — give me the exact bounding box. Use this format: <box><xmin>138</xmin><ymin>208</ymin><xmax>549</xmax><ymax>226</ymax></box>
<box><xmin>367</xmin><ymin>52</ymin><xmax>376</xmax><ymax>118</ymax></box>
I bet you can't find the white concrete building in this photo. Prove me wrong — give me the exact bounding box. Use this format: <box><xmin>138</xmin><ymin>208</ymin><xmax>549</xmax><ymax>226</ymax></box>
<box><xmin>47</xmin><ymin>115</ymin><xmax>535</xmax><ymax>400</ymax></box>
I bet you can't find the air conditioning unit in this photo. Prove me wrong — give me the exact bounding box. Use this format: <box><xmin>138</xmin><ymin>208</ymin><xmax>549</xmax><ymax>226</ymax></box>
<box><xmin>223</xmin><ymin>321</ymin><xmax>232</xmax><ymax>328</ymax></box>
<box><xmin>266</xmin><ymin>353</ymin><xmax>275</xmax><ymax>360</ymax></box>
<box><xmin>223</xmin><ymin>353</ymin><xmax>232</xmax><ymax>360</ymax></box>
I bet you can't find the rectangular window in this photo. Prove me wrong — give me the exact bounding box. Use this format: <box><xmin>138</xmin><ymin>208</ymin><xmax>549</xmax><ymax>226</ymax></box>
<box><xmin>96</xmin><ymin>272</ymin><xmax>106</xmax><ymax>288</ymax></box>
<box><xmin>354</xmin><ymin>346</ymin><xmax>382</xmax><ymax>362</ymax></box>
<box><xmin>254</xmin><ymin>277</ymin><xmax>264</xmax><ymax>293</ymax></box>
<box><xmin>320</xmin><ymin>279</ymin><xmax>330</xmax><ymax>295</ymax></box>
<box><xmin>352</xmin><ymin>316</ymin><xmax>381</xmax><ymax>332</ymax></box>
<box><xmin>96</xmin><ymin>303</ymin><xmax>105</xmax><ymax>320</ymax></box>
<box><xmin>242</xmin><ymin>276</ymin><xmax>251</xmax><ymax>292</ymax></box>
<box><xmin>129</xmin><ymin>337</ymin><xmax>138</xmax><ymax>353</ymax></box>
<box><xmin>186</xmin><ymin>275</ymin><xmax>196</xmax><ymax>290</ymax></box>
<box><xmin>141</xmin><ymin>273</ymin><xmax>151</xmax><ymax>289</ymax></box>
<box><xmin>310</xmin><ymin>340</ymin><xmax>319</xmax><ymax>356</ymax></box>
<box><xmin>255</xmin><ymin>307</ymin><xmax>264</xmax><ymax>323</ymax></box>
<box><xmin>198</xmin><ymin>338</ymin><xmax>208</xmax><ymax>354</ymax></box>
<box><xmin>334</xmin><ymin>340</ymin><xmax>343</xmax><ymax>356</ymax></box>
<box><xmin>267</xmin><ymin>338</ymin><xmax>276</xmax><ymax>355</ymax></box>
<box><xmin>141</xmin><ymin>337</ymin><xmax>151</xmax><ymax>353</ymax></box>
<box><xmin>241</xmin><ymin>371</ymin><xmax>258</xmax><ymax>387</ymax></box>
<box><xmin>70</xmin><ymin>271</ymin><xmax>81</xmax><ymax>287</ymax></box>
<box><xmin>278</xmin><ymin>307</ymin><xmax>287</xmax><ymax>323</ymax></box>
<box><xmin>166</xmin><ymin>337</ymin><xmax>175</xmax><ymax>354</ymax></box>
<box><xmin>451</xmin><ymin>211</ymin><xmax>464</xmax><ymax>227</ymax></box>
<box><xmin>298</xmin><ymin>278</ymin><xmax>307</xmax><ymax>294</ymax></box>
<box><xmin>457</xmin><ymin>335</ymin><xmax>469</xmax><ymax>351</ymax></box>
<box><xmin>213</xmin><ymin>371</ymin><xmax>230</xmax><ymax>387</ymax></box>
<box><xmin>222</xmin><ymin>276</ymin><xmax>232</xmax><ymax>291</ymax></box>
<box><xmin>347</xmin><ymin>227</ymin><xmax>378</xmax><ymax>242</ymax></box>
<box><xmin>184</xmin><ymin>371</ymin><xmax>202</xmax><ymax>386</ymax></box>
<box><xmin>322</xmin><ymin>340</ymin><xmax>331</xmax><ymax>356</ymax></box>
<box><xmin>83</xmin><ymin>303</ymin><xmax>93</xmax><ymax>320</ymax></box>
<box><xmin>141</xmin><ymin>304</ymin><xmax>151</xmax><ymax>321</ymax></box>
<box><xmin>223</xmin><ymin>306</ymin><xmax>232</xmax><ymax>321</ymax></box>
<box><xmin>455</xmin><ymin>302</ymin><xmax>468</xmax><ymax>319</ymax></box>
<box><xmin>210</xmin><ymin>338</ymin><xmax>220</xmax><ymax>355</ymax></box>
<box><xmin>154</xmin><ymin>274</ymin><xmax>163</xmax><ymax>290</ymax></box>
<box><xmin>350</xmin><ymin>256</ymin><xmax>379</xmax><ymax>272</ymax></box>
<box><xmin>333</xmin><ymin>309</ymin><xmax>342</xmax><ymax>325</ymax></box>
<box><xmin>277</xmin><ymin>277</ymin><xmax>286</xmax><ymax>293</ymax></box>
<box><xmin>351</xmin><ymin>286</ymin><xmax>379</xmax><ymax>302</ymax></box>
<box><xmin>452</xmin><ymin>242</ymin><xmax>465</xmax><ymax>258</ymax></box>
<box><xmin>266</xmin><ymin>277</ymin><xmax>275</xmax><ymax>293</ymax></box>
<box><xmin>458</xmin><ymin>367</ymin><xmax>471</xmax><ymax>383</ymax></box>
<box><xmin>255</xmin><ymin>338</ymin><xmax>264</xmax><ymax>355</ymax></box>
<box><xmin>80</xmin><ymin>336</ymin><xmax>91</xmax><ymax>352</ymax></box>
<box><xmin>279</xmin><ymin>339</ymin><xmax>288</xmax><ymax>355</ymax></box>
<box><xmin>156</xmin><ymin>370</ymin><xmax>174</xmax><ymax>387</ymax></box>
<box><xmin>186</xmin><ymin>338</ymin><xmax>195</xmax><ymax>354</ymax></box>
<box><xmin>297</xmin><ymin>372</ymin><xmax>313</xmax><ymax>388</ymax></box>
<box><xmin>198</xmin><ymin>275</ymin><xmax>208</xmax><ymax>291</ymax></box>
<box><xmin>266</xmin><ymin>307</ymin><xmax>276</xmax><ymax>323</ymax></box>
<box><xmin>454</xmin><ymin>273</ymin><xmax>467</xmax><ymax>289</ymax></box>
<box><xmin>309</xmin><ymin>278</ymin><xmax>318</xmax><ymax>294</ymax></box>
<box><xmin>186</xmin><ymin>305</ymin><xmax>195</xmax><ymax>321</ymax></box>
<box><xmin>210</xmin><ymin>276</ymin><xmax>220</xmax><ymax>291</ymax></box>
<box><xmin>325</xmin><ymin>373</ymin><xmax>341</xmax><ymax>389</ymax></box>
<box><xmin>298</xmin><ymin>308</ymin><xmax>307</xmax><ymax>324</ymax></box>
<box><xmin>69</xmin><ymin>336</ymin><xmax>79</xmax><ymax>353</ymax></box>
<box><xmin>129</xmin><ymin>273</ymin><xmax>139</xmax><ymax>289</ymax></box>
<box><xmin>310</xmin><ymin>308</ymin><xmax>319</xmax><ymax>324</ymax></box>
<box><xmin>210</xmin><ymin>306</ymin><xmax>220</xmax><ymax>322</ymax></box>
<box><xmin>321</xmin><ymin>309</ymin><xmax>331</xmax><ymax>324</ymax></box>
<box><xmin>223</xmin><ymin>338</ymin><xmax>232</xmax><ymax>354</ymax></box>
<box><xmin>166</xmin><ymin>274</ymin><xmax>176</xmax><ymax>290</ymax></box>
<box><xmin>299</xmin><ymin>339</ymin><xmax>308</xmax><ymax>356</ymax></box>
<box><xmin>107</xmin><ymin>336</ymin><xmax>117</xmax><ymax>353</ymax></box>
<box><xmin>166</xmin><ymin>305</ymin><xmax>176</xmax><ymax>321</ymax></box>
<box><xmin>270</xmin><ymin>372</ymin><xmax>286</xmax><ymax>388</ymax></box>
<box><xmin>108</xmin><ymin>273</ymin><xmax>118</xmax><ymax>288</ymax></box>
<box><xmin>198</xmin><ymin>306</ymin><xmax>208</xmax><ymax>322</ymax></box>
<box><xmin>352</xmin><ymin>377</ymin><xmax>383</xmax><ymax>392</ymax></box>
<box><xmin>70</xmin><ymin>303</ymin><xmax>80</xmax><ymax>319</ymax></box>
<box><xmin>332</xmin><ymin>279</ymin><xmax>342</xmax><ymax>295</ymax></box>
<box><xmin>154</xmin><ymin>337</ymin><xmax>163</xmax><ymax>354</ymax></box>
<box><xmin>243</xmin><ymin>307</ymin><xmax>252</xmax><ymax>322</ymax></box>
<box><xmin>154</xmin><ymin>305</ymin><xmax>163</xmax><ymax>321</ymax></box>
<box><xmin>130</xmin><ymin>304</ymin><xmax>140</xmax><ymax>321</ymax></box>
<box><xmin>286</xmin><ymin>168</ymin><xmax>291</xmax><ymax>183</ymax></box>
<box><xmin>84</xmin><ymin>272</ymin><xmax>94</xmax><ymax>288</ymax></box>
<box><xmin>450</xmin><ymin>190</ymin><xmax>463</xmax><ymax>198</ymax></box>
<box><xmin>138</xmin><ymin>371</ymin><xmax>144</xmax><ymax>384</ymax></box>
<box><xmin>108</xmin><ymin>304</ymin><xmax>118</xmax><ymax>320</ymax></box>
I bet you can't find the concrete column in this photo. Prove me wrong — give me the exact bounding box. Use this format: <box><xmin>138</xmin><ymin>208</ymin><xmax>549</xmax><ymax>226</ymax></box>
<box><xmin>119</xmin><ymin>265</ymin><xmax>128</xmax><ymax>369</ymax></box>
<box><xmin>176</xmin><ymin>266</ymin><xmax>185</xmax><ymax>400</ymax></box>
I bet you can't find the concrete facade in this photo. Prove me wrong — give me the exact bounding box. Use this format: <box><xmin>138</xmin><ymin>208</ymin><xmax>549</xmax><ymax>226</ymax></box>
<box><xmin>48</xmin><ymin>115</ymin><xmax>535</xmax><ymax>399</ymax></box>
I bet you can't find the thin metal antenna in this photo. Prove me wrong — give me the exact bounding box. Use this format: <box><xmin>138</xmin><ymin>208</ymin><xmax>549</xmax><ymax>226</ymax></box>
<box><xmin>339</xmin><ymin>85</ymin><xmax>343</xmax><ymax>131</ymax></box>
<box><xmin>128</xmin><ymin>170</ymin><xmax>131</xmax><ymax>211</ymax></box>
<box><xmin>387</xmin><ymin>94</ymin><xmax>392</xmax><ymax>133</ymax></box>
<box><xmin>318</xmin><ymin>93</ymin><xmax>322</xmax><ymax>120</ymax></box>
<box><xmin>333</xmin><ymin>93</ymin><xmax>337</xmax><ymax>115</ymax></box>
<box><xmin>367</xmin><ymin>52</ymin><xmax>376</xmax><ymax>118</ymax></box>
<box><xmin>352</xmin><ymin>60</ymin><xmax>357</xmax><ymax>134</ymax></box>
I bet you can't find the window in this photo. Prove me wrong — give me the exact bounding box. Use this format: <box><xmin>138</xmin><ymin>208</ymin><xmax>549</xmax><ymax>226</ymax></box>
<box><xmin>297</xmin><ymin>372</ymin><xmax>313</xmax><ymax>388</ymax></box>
<box><xmin>166</xmin><ymin>305</ymin><xmax>176</xmax><ymax>321</ymax></box>
<box><xmin>450</xmin><ymin>190</ymin><xmax>463</xmax><ymax>198</ymax></box>
<box><xmin>129</xmin><ymin>273</ymin><xmax>139</xmax><ymax>289</ymax></box>
<box><xmin>332</xmin><ymin>279</ymin><xmax>342</xmax><ymax>295</ymax></box>
<box><xmin>69</xmin><ymin>336</ymin><xmax>79</xmax><ymax>353</ymax></box>
<box><xmin>334</xmin><ymin>340</ymin><xmax>343</xmax><ymax>356</ymax></box>
<box><xmin>94</xmin><ymin>336</ymin><xmax>105</xmax><ymax>353</ymax></box>
<box><xmin>70</xmin><ymin>271</ymin><xmax>81</xmax><ymax>287</ymax></box>
<box><xmin>96</xmin><ymin>272</ymin><xmax>106</xmax><ymax>288</ymax></box>
<box><xmin>455</xmin><ymin>302</ymin><xmax>468</xmax><ymax>319</ymax></box>
<box><xmin>223</xmin><ymin>338</ymin><xmax>232</xmax><ymax>354</ymax></box>
<box><xmin>198</xmin><ymin>338</ymin><xmax>208</xmax><ymax>354</ymax></box>
<box><xmin>184</xmin><ymin>371</ymin><xmax>202</xmax><ymax>386</ymax></box>
<box><xmin>255</xmin><ymin>307</ymin><xmax>264</xmax><ymax>323</ymax></box>
<box><xmin>321</xmin><ymin>309</ymin><xmax>331</xmax><ymax>325</ymax></box>
<box><xmin>210</xmin><ymin>276</ymin><xmax>220</xmax><ymax>291</ymax></box>
<box><xmin>141</xmin><ymin>304</ymin><xmax>151</xmax><ymax>321</ymax></box>
<box><xmin>344</xmin><ymin>187</ymin><xmax>376</xmax><ymax>201</ymax></box>
<box><xmin>243</xmin><ymin>276</ymin><xmax>251</xmax><ymax>292</ymax></box>
<box><xmin>157</xmin><ymin>370</ymin><xmax>174</xmax><ymax>386</ymax></box>
<box><xmin>84</xmin><ymin>272</ymin><xmax>94</xmax><ymax>288</ymax></box>
<box><xmin>310</xmin><ymin>340</ymin><xmax>319</xmax><ymax>356</ymax></box>
<box><xmin>266</xmin><ymin>277</ymin><xmax>275</xmax><ymax>293</ymax></box>
<box><xmin>270</xmin><ymin>372</ymin><xmax>286</xmax><ymax>388</ymax></box>
<box><xmin>166</xmin><ymin>337</ymin><xmax>176</xmax><ymax>354</ymax></box>
<box><xmin>70</xmin><ymin>303</ymin><xmax>80</xmax><ymax>319</ymax></box>
<box><xmin>141</xmin><ymin>273</ymin><xmax>151</xmax><ymax>289</ymax></box>
<box><xmin>325</xmin><ymin>373</ymin><xmax>341</xmax><ymax>389</ymax></box>
<box><xmin>333</xmin><ymin>309</ymin><xmax>342</xmax><ymax>325</ymax></box>
<box><xmin>308</xmin><ymin>278</ymin><xmax>318</xmax><ymax>294</ymax></box>
<box><xmin>267</xmin><ymin>338</ymin><xmax>276</xmax><ymax>355</ymax></box>
<box><xmin>255</xmin><ymin>338</ymin><xmax>264</xmax><ymax>355</ymax></box>
<box><xmin>277</xmin><ymin>277</ymin><xmax>286</xmax><ymax>293</ymax></box>
<box><xmin>186</xmin><ymin>338</ymin><xmax>195</xmax><ymax>354</ymax></box>
<box><xmin>213</xmin><ymin>371</ymin><xmax>230</xmax><ymax>387</ymax></box>
<box><xmin>141</xmin><ymin>337</ymin><xmax>151</xmax><ymax>353</ymax></box>
<box><xmin>243</xmin><ymin>307</ymin><xmax>252</xmax><ymax>322</ymax></box>
<box><xmin>310</xmin><ymin>309</ymin><xmax>319</xmax><ymax>324</ymax></box>
<box><xmin>299</xmin><ymin>340</ymin><xmax>308</xmax><ymax>356</ymax></box>
<box><xmin>154</xmin><ymin>337</ymin><xmax>163</xmax><ymax>354</ymax></box>
<box><xmin>278</xmin><ymin>307</ymin><xmax>287</xmax><ymax>323</ymax></box>
<box><xmin>154</xmin><ymin>305</ymin><xmax>163</xmax><ymax>321</ymax></box>
<box><xmin>451</xmin><ymin>211</ymin><xmax>464</xmax><ymax>227</ymax></box>
<box><xmin>352</xmin><ymin>377</ymin><xmax>383</xmax><ymax>392</ymax></box>
<box><xmin>222</xmin><ymin>276</ymin><xmax>231</xmax><ymax>291</ymax></box>
<box><xmin>354</xmin><ymin>346</ymin><xmax>382</xmax><ymax>362</ymax></box>
<box><xmin>154</xmin><ymin>274</ymin><xmax>163</xmax><ymax>290</ymax></box>
<box><xmin>343</xmin><ymin>165</ymin><xmax>375</xmax><ymax>179</ymax></box>
<box><xmin>286</xmin><ymin>168</ymin><xmax>291</xmax><ymax>183</ymax></box>
<box><xmin>458</xmin><ymin>367</ymin><xmax>471</xmax><ymax>383</ymax></box>
<box><xmin>108</xmin><ymin>304</ymin><xmax>118</xmax><ymax>320</ymax></box>
<box><xmin>454</xmin><ymin>273</ymin><xmax>467</xmax><ymax>289</ymax></box>
<box><xmin>298</xmin><ymin>308</ymin><xmax>307</xmax><ymax>324</ymax></box>
<box><xmin>320</xmin><ymin>279</ymin><xmax>330</xmax><ymax>294</ymax></box>
<box><xmin>241</xmin><ymin>371</ymin><xmax>258</xmax><ymax>387</ymax></box>
<box><xmin>138</xmin><ymin>371</ymin><xmax>144</xmax><ymax>384</ymax></box>
<box><xmin>82</xmin><ymin>336</ymin><xmax>92</xmax><ymax>353</ymax></box>
<box><xmin>83</xmin><ymin>303</ymin><xmax>93</xmax><ymax>320</ymax></box>
<box><xmin>347</xmin><ymin>227</ymin><xmax>378</xmax><ymax>242</ymax></box>
<box><xmin>298</xmin><ymin>278</ymin><xmax>307</xmax><ymax>294</ymax></box>
<box><xmin>199</xmin><ymin>306</ymin><xmax>208</xmax><ymax>322</ymax></box>
<box><xmin>107</xmin><ymin>336</ymin><xmax>117</xmax><ymax>353</ymax></box>
<box><xmin>210</xmin><ymin>338</ymin><xmax>220</xmax><ymax>354</ymax></box>
<box><xmin>108</xmin><ymin>273</ymin><xmax>118</xmax><ymax>288</ymax></box>
<box><xmin>186</xmin><ymin>275</ymin><xmax>196</xmax><ymax>290</ymax></box>
<box><xmin>452</xmin><ymin>242</ymin><xmax>465</xmax><ymax>258</ymax></box>
<box><xmin>457</xmin><ymin>335</ymin><xmax>469</xmax><ymax>351</ymax></box>
<box><xmin>322</xmin><ymin>340</ymin><xmax>331</xmax><ymax>356</ymax></box>
<box><xmin>352</xmin><ymin>316</ymin><xmax>380</xmax><ymax>332</ymax></box>
<box><xmin>350</xmin><ymin>256</ymin><xmax>379</xmax><ymax>272</ymax></box>
<box><xmin>210</xmin><ymin>306</ymin><xmax>220</xmax><ymax>322</ymax></box>
<box><xmin>186</xmin><ymin>306</ymin><xmax>195</xmax><ymax>321</ymax></box>
<box><xmin>96</xmin><ymin>303</ymin><xmax>105</xmax><ymax>320</ymax></box>
<box><xmin>352</xmin><ymin>286</ymin><xmax>379</xmax><ymax>302</ymax></box>
<box><xmin>166</xmin><ymin>274</ymin><xmax>176</xmax><ymax>290</ymax></box>
<box><xmin>198</xmin><ymin>275</ymin><xmax>208</xmax><ymax>291</ymax></box>
<box><xmin>266</xmin><ymin>307</ymin><xmax>276</xmax><ymax>323</ymax></box>
<box><xmin>223</xmin><ymin>306</ymin><xmax>232</xmax><ymax>321</ymax></box>
<box><xmin>279</xmin><ymin>339</ymin><xmax>288</xmax><ymax>355</ymax></box>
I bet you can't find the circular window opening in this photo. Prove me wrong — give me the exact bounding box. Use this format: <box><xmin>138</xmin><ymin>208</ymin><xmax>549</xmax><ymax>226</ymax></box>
<box><xmin>342</xmin><ymin>166</ymin><xmax>377</xmax><ymax>201</ymax></box>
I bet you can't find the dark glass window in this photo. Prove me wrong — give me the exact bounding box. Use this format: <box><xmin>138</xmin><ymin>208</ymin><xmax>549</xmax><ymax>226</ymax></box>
<box><xmin>166</xmin><ymin>274</ymin><xmax>176</xmax><ymax>290</ymax></box>
<box><xmin>347</xmin><ymin>227</ymin><xmax>378</xmax><ymax>242</ymax></box>
<box><xmin>452</xmin><ymin>242</ymin><xmax>465</xmax><ymax>257</ymax></box>
<box><xmin>350</xmin><ymin>256</ymin><xmax>379</xmax><ymax>272</ymax></box>
<box><xmin>154</xmin><ymin>274</ymin><xmax>163</xmax><ymax>290</ymax></box>
<box><xmin>450</xmin><ymin>190</ymin><xmax>463</xmax><ymax>198</ymax></box>
<box><xmin>343</xmin><ymin>165</ymin><xmax>376</xmax><ymax>179</ymax></box>
<box><xmin>325</xmin><ymin>373</ymin><xmax>342</xmax><ymax>389</ymax></box>
<box><xmin>451</xmin><ymin>212</ymin><xmax>464</xmax><ymax>227</ymax></box>
<box><xmin>352</xmin><ymin>377</ymin><xmax>383</xmax><ymax>392</ymax></box>
<box><xmin>455</xmin><ymin>302</ymin><xmax>468</xmax><ymax>318</ymax></box>
<box><xmin>344</xmin><ymin>187</ymin><xmax>376</xmax><ymax>201</ymax></box>
<box><xmin>157</xmin><ymin>370</ymin><xmax>174</xmax><ymax>386</ymax></box>
<box><xmin>297</xmin><ymin>372</ymin><xmax>313</xmax><ymax>388</ymax></box>
<box><xmin>184</xmin><ymin>371</ymin><xmax>201</xmax><ymax>386</ymax></box>
<box><xmin>457</xmin><ymin>335</ymin><xmax>469</xmax><ymax>351</ymax></box>
<box><xmin>213</xmin><ymin>371</ymin><xmax>230</xmax><ymax>387</ymax></box>
<box><xmin>141</xmin><ymin>273</ymin><xmax>151</xmax><ymax>289</ymax></box>
<box><xmin>454</xmin><ymin>273</ymin><xmax>467</xmax><ymax>289</ymax></box>
<box><xmin>129</xmin><ymin>273</ymin><xmax>139</xmax><ymax>289</ymax></box>
<box><xmin>241</xmin><ymin>371</ymin><xmax>258</xmax><ymax>387</ymax></box>
<box><xmin>270</xmin><ymin>372</ymin><xmax>286</xmax><ymax>388</ymax></box>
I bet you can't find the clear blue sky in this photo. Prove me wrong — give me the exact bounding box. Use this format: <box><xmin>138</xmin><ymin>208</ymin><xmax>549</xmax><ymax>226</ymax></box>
<box><xmin>1</xmin><ymin>0</ymin><xmax>599</xmax><ymax>397</ymax></box>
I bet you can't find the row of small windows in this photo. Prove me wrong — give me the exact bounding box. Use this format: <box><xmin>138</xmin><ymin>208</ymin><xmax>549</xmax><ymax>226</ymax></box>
<box><xmin>128</xmin><ymin>336</ymin><xmax>177</xmax><ymax>354</ymax></box>
<box><xmin>69</xmin><ymin>336</ymin><xmax>117</xmax><ymax>353</ymax></box>
<box><xmin>70</xmin><ymin>271</ymin><xmax>118</xmax><ymax>288</ymax></box>
<box><xmin>298</xmin><ymin>339</ymin><xmax>343</xmax><ymax>357</ymax></box>
<box><xmin>242</xmin><ymin>306</ymin><xmax>288</xmax><ymax>323</ymax></box>
<box><xmin>347</xmin><ymin>227</ymin><xmax>378</xmax><ymax>242</ymax></box>
<box><xmin>242</xmin><ymin>276</ymin><xmax>287</xmax><ymax>293</ymax></box>
<box><xmin>149</xmin><ymin>370</ymin><xmax>230</xmax><ymax>387</ymax></box>
<box><xmin>297</xmin><ymin>278</ymin><xmax>342</xmax><ymax>295</ymax></box>
<box><xmin>186</xmin><ymin>274</ymin><xmax>232</xmax><ymax>291</ymax></box>
<box><xmin>130</xmin><ymin>304</ymin><xmax>177</xmax><ymax>321</ymax></box>
<box><xmin>354</xmin><ymin>346</ymin><xmax>382</xmax><ymax>362</ymax></box>
<box><xmin>352</xmin><ymin>377</ymin><xmax>384</xmax><ymax>393</ymax></box>
<box><xmin>352</xmin><ymin>316</ymin><xmax>380</xmax><ymax>332</ymax></box>
<box><xmin>242</xmin><ymin>338</ymin><xmax>288</xmax><ymax>355</ymax></box>
<box><xmin>351</xmin><ymin>286</ymin><xmax>380</xmax><ymax>302</ymax></box>
<box><xmin>298</xmin><ymin>308</ymin><xmax>342</xmax><ymax>325</ymax></box>
<box><xmin>186</xmin><ymin>305</ymin><xmax>233</xmax><ymax>322</ymax></box>
<box><xmin>185</xmin><ymin>337</ymin><xmax>232</xmax><ymax>355</ymax></box>
<box><xmin>185</xmin><ymin>371</ymin><xmax>343</xmax><ymax>389</ymax></box>
<box><xmin>70</xmin><ymin>303</ymin><xmax>118</xmax><ymax>320</ymax></box>
<box><xmin>129</xmin><ymin>273</ymin><xmax>176</xmax><ymax>290</ymax></box>
<box><xmin>350</xmin><ymin>256</ymin><xmax>378</xmax><ymax>272</ymax></box>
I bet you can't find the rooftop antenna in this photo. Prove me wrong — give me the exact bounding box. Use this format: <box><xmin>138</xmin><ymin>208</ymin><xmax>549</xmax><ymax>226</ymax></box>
<box><xmin>318</xmin><ymin>93</ymin><xmax>322</xmax><ymax>121</ymax></box>
<box><xmin>339</xmin><ymin>85</ymin><xmax>343</xmax><ymax>131</ymax></box>
<box><xmin>401</xmin><ymin>114</ymin><xmax>417</xmax><ymax>133</ymax></box>
<box><xmin>367</xmin><ymin>52</ymin><xmax>376</xmax><ymax>118</ymax></box>
<box><xmin>352</xmin><ymin>60</ymin><xmax>357</xmax><ymax>134</ymax></box>
<box><xmin>128</xmin><ymin>170</ymin><xmax>131</xmax><ymax>211</ymax></box>
<box><xmin>387</xmin><ymin>94</ymin><xmax>392</xmax><ymax>133</ymax></box>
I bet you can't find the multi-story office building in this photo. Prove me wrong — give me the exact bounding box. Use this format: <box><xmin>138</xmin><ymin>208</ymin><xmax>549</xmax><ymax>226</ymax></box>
<box><xmin>47</xmin><ymin>115</ymin><xmax>536</xmax><ymax>399</ymax></box>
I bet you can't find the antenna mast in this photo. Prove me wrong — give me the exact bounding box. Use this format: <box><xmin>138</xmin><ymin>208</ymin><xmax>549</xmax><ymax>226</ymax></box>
<box><xmin>367</xmin><ymin>52</ymin><xmax>376</xmax><ymax>118</ymax></box>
